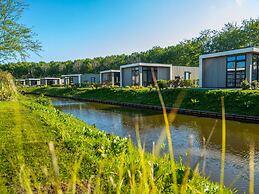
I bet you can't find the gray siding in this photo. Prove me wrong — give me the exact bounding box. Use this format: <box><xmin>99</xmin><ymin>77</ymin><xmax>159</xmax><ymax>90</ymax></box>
<box><xmin>122</xmin><ymin>68</ymin><xmax>132</xmax><ymax>86</ymax></box>
<box><xmin>81</xmin><ymin>74</ymin><xmax>100</xmax><ymax>83</ymax></box>
<box><xmin>157</xmin><ymin>67</ymin><xmax>170</xmax><ymax>80</ymax></box>
<box><xmin>172</xmin><ymin>66</ymin><xmax>199</xmax><ymax>80</ymax></box>
<box><xmin>202</xmin><ymin>56</ymin><xmax>226</xmax><ymax>88</ymax></box>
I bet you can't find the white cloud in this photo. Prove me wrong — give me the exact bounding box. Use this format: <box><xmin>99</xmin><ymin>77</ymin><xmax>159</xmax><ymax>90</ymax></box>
<box><xmin>235</xmin><ymin>0</ymin><xmax>246</xmax><ymax>6</ymax></box>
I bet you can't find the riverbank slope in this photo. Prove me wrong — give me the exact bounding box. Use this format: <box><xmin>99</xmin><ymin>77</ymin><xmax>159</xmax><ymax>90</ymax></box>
<box><xmin>25</xmin><ymin>86</ymin><xmax>259</xmax><ymax>117</ymax></box>
<box><xmin>0</xmin><ymin>96</ymin><xmax>233</xmax><ymax>193</ymax></box>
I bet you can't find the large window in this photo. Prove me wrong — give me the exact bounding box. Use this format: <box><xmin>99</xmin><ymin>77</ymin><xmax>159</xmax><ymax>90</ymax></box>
<box><xmin>226</xmin><ymin>54</ymin><xmax>246</xmax><ymax>88</ymax></box>
<box><xmin>142</xmin><ymin>67</ymin><xmax>157</xmax><ymax>87</ymax></box>
<box><xmin>132</xmin><ymin>67</ymin><xmax>139</xmax><ymax>85</ymax></box>
<box><xmin>252</xmin><ymin>54</ymin><xmax>259</xmax><ymax>81</ymax></box>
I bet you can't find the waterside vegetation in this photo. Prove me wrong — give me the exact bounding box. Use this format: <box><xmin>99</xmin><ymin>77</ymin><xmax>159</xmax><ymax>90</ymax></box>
<box><xmin>25</xmin><ymin>86</ymin><xmax>259</xmax><ymax>117</ymax></box>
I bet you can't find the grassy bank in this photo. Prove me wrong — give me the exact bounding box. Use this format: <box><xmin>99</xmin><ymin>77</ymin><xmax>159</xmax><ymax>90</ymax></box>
<box><xmin>0</xmin><ymin>95</ymin><xmax>234</xmax><ymax>193</ymax></box>
<box><xmin>25</xmin><ymin>86</ymin><xmax>259</xmax><ymax>116</ymax></box>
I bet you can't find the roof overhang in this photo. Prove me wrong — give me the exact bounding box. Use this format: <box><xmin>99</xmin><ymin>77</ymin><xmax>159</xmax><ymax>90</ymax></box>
<box><xmin>100</xmin><ymin>70</ymin><xmax>120</xmax><ymax>74</ymax></box>
<box><xmin>61</xmin><ymin>74</ymin><xmax>82</xmax><ymax>77</ymax></box>
<box><xmin>26</xmin><ymin>78</ymin><xmax>40</xmax><ymax>81</ymax></box>
<box><xmin>200</xmin><ymin>47</ymin><xmax>259</xmax><ymax>60</ymax></box>
<box><xmin>120</xmin><ymin>63</ymin><xmax>172</xmax><ymax>69</ymax></box>
<box><xmin>41</xmin><ymin>77</ymin><xmax>60</xmax><ymax>80</ymax></box>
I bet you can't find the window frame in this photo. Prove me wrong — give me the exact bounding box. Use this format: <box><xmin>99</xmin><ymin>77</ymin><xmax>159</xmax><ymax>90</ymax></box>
<box><xmin>226</xmin><ymin>54</ymin><xmax>246</xmax><ymax>88</ymax></box>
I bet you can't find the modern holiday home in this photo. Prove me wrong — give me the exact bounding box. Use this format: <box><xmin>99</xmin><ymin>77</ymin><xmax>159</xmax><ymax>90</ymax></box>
<box><xmin>15</xmin><ymin>79</ymin><xmax>26</xmax><ymax>86</ymax></box>
<box><xmin>25</xmin><ymin>78</ymin><xmax>41</xmax><ymax>86</ymax></box>
<box><xmin>120</xmin><ymin>63</ymin><xmax>198</xmax><ymax>87</ymax></box>
<box><xmin>81</xmin><ymin>74</ymin><xmax>100</xmax><ymax>84</ymax></box>
<box><xmin>100</xmin><ymin>70</ymin><xmax>120</xmax><ymax>86</ymax></box>
<box><xmin>199</xmin><ymin>47</ymin><xmax>259</xmax><ymax>88</ymax></box>
<box><xmin>61</xmin><ymin>73</ymin><xmax>100</xmax><ymax>86</ymax></box>
<box><xmin>61</xmin><ymin>74</ymin><xmax>82</xmax><ymax>85</ymax></box>
<box><xmin>40</xmin><ymin>77</ymin><xmax>61</xmax><ymax>86</ymax></box>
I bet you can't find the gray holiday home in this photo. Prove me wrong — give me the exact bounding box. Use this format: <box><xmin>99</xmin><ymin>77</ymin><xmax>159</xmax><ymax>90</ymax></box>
<box><xmin>199</xmin><ymin>47</ymin><xmax>259</xmax><ymax>88</ymax></box>
<box><xmin>61</xmin><ymin>74</ymin><xmax>82</xmax><ymax>85</ymax></box>
<box><xmin>120</xmin><ymin>63</ymin><xmax>198</xmax><ymax>87</ymax></box>
<box><xmin>40</xmin><ymin>77</ymin><xmax>61</xmax><ymax>85</ymax></box>
<box><xmin>100</xmin><ymin>70</ymin><xmax>120</xmax><ymax>86</ymax></box>
<box><xmin>25</xmin><ymin>78</ymin><xmax>41</xmax><ymax>86</ymax></box>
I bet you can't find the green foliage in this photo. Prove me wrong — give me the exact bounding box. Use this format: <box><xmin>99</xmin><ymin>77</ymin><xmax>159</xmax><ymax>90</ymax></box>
<box><xmin>157</xmin><ymin>79</ymin><xmax>197</xmax><ymax>89</ymax></box>
<box><xmin>0</xmin><ymin>0</ymin><xmax>41</xmax><ymax>62</ymax></box>
<box><xmin>251</xmin><ymin>80</ymin><xmax>259</xmax><ymax>90</ymax></box>
<box><xmin>157</xmin><ymin>80</ymin><xmax>170</xmax><ymax>89</ymax></box>
<box><xmin>240</xmin><ymin>79</ymin><xmax>250</xmax><ymax>90</ymax></box>
<box><xmin>26</xmin><ymin>86</ymin><xmax>259</xmax><ymax>116</ymax></box>
<box><xmin>1</xmin><ymin>18</ymin><xmax>258</xmax><ymax>78</ymax></box>
<box><xmin>0</xmin><ymin>70</ymin><xmax>17</xmax><ymax>101</ymax></box>
<box><xmin>33</xmin><ymin>94</ymin><xmax>52</xmax><ymax>106</ymax></box>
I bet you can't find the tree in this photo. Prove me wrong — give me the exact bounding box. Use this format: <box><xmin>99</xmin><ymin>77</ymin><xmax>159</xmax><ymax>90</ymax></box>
<box><xmin>0</xmin><ymin>0</ymin><xmax>41</xmax><ymax>63</ymax></box>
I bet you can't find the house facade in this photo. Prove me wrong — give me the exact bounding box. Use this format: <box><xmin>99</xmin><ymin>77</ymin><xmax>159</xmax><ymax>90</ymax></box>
<box><xmin>40</xmin><ymin>77</ymin><xmax>61</xmax><ymax>85</ymax></box>
<box><xmin>171</xmin><ymin>66</ymin><xmax>199</xmax><ymax>80</ymax></box>
<box><xmin>120</xmin><ymin>63</ymin><xmax>172</xmax><ymax>87</ymax></box>
<box><xmin>199</xmin><ymin>47</ymin><xmax>259</xmax><ymax>88</ymax></box>
<box><xmin>61</xmin><ymin>74</ymin><xmax>82</xmax><ymax>85</ymax></box>
<box><xmin>120</xmin><ymin>63</ymin><xmax>198</xmax><ymax>87</ymax></box>
<box><xmin>100</xmin><ymin>70</ymin><xmax>120</xmax><ymax>86</ymax></box>
<box><xmin>81</xmin><ymin>74</ymin><xmax>100</xmax><ymax>84</ymax></box>
<box><xmin>25</xmin><ymin>78</ymin><xmax>41</xmax><ymax>86</ymax></box>
<box><xmin>15</xmin><ymin>79</ymin><xmax>26</xmax><ymax>86</ymax></box>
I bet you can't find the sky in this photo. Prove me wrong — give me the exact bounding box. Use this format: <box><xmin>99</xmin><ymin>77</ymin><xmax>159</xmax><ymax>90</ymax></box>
<box><xmin>21</xmin><ymin>0</ymin><xmax>259</xmax><ymax>62</ymax></box>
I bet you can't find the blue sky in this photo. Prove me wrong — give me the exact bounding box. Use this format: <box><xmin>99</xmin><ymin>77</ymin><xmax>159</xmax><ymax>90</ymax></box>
<box><xmin>21</xmin><ymin>0</ymin><xmax>259</xmax><ymax>62</ymax></box>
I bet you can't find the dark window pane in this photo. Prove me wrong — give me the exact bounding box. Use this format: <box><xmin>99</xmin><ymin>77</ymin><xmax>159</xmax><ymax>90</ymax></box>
<box><xmin>227</xmin><ymin>56</ymin><xmax>235</xmax><ymax>61</ymax></box>
<box><xmin>227</xmin><ymin>72</ymin><xmax>235</xmax><ymax>87</ymax></box>
<box><xmin>236</xmin><ymin>61</ymin><xmax>246</xmax><ymax>69</ymax></box>
<box><xmin>227</xmin><ymin>62</ymin><xmax>235</xmax><ymax>69</ymax></box>
<box><xmin>236</xmin><ymin>55</ymin><xmax>246</xmax><ymax>61</ymax></box>
<box><xmin>236</xmin><ymin>70</ymin><xmax>245</xmax><ymax>87</ymax></box>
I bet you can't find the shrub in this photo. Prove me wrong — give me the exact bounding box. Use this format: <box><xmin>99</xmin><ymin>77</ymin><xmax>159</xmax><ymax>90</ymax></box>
<box><xmin>157</xmin><ymin>80</ymin><xmax>169</xmax><ymax>89</ymax></box>
<box><xmin>0</xmin><ymin>71</ymin><xmax>17</xmax><ymax>101</ymax></box>
<box><xmin>34</xmin><ymin>94</ymin><xmax>52</xmax><ymax>106</ymax></box>
<box><xmin>251</xmin><ymin>80</ymin><xmax>259</xmax><ymax>90</ymax></box>
<box><xmin>240</xmin><ymin>80</ymin><xmax>250</xmax><ymax>90</ymax></box>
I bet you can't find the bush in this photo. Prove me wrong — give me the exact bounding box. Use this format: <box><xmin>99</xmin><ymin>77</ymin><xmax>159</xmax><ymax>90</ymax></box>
<box><xmin>157</xmin><ymin>80</ymin><xmax>169</xmax><ymax>89</ymax></box>
<box><xmin>251</xmin><ymin>80</ymin><xmax>259</xmax><ymax>90</ymax></box>
<box><xmin>34</xmin><ymin>94</ymin><xmax>52</xmax><ymax>106</ymax></box>
<box><xmin>240</xmin><ymin>80</ymin><xmax>250</xmax><ymax>90</ymax></box>
<box><xmin>0</xmin><ymin>71</ymin><xmax>17</xmax><ymax>101</ymax></box>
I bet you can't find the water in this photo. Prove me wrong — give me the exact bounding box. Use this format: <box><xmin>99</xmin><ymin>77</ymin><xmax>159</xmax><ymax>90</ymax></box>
<box><xmin>51</xmin><ymin>97</ymin><xmax>259</xmax><ymax>193</ymax></box>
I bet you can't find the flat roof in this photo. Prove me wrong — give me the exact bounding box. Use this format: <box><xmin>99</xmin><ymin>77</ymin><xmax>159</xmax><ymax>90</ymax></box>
<box><xmin>26</xmin><ymin>78</ymin><xmax>40</xmax><ymax>81</ymax></box>
<box><xmin>61</xmin><ymin>74</ymin><xmax>82</xmax><ymax>77</ymax></box>
<box><xmin>120</xmin><ymin>63</ymin><xmax>172</xmax><ymax>69</ymax></box>
<box><xmin>200</xmin><ymin>47</ymin><xmax>259</xmax><ymax>60</ymax></box>
<box><xmin>100</xmin><ymin>70</ymin><xmax>120</xmax><ymax>73</ymax></box>
<box><xmin>41</xmin><ymin>77</ymin><xmax>60</xmax><ymax>80</ymax></box>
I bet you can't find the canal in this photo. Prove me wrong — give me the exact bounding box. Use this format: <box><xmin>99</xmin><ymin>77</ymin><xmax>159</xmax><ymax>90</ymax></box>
<box><xmin>51</xmin><ymin>97</ymin><xmax>259</xmax><ymax>193</ymax></box>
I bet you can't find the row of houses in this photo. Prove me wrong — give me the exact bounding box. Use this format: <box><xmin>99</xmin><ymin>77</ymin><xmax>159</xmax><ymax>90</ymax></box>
<box><xmin>16</xmin><ymin>63</ymin><xmax>199</xmax><ymax>87</ymax></box>
<box><xmin>16</xmin><ymin>47</ymin><xmax>259</xmax><ymax>88</ymax></box>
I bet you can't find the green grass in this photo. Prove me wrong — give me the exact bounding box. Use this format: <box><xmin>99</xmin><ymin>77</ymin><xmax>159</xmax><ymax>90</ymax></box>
<box><xmin>0</xmin><ymin>96</ymin><xmax>234</xmax><ymax>193</ymax></box>
<box><xmin>25</xmin><ymin>86</ymin><xmax>259</xmax><ymax>116</ymax></box>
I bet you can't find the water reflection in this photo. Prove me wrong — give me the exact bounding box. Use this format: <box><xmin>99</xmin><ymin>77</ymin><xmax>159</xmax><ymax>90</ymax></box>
<box><xmin>52</xmin><ymin>98</ymin><xmax>259</xmax><ymax>193</ymax></box>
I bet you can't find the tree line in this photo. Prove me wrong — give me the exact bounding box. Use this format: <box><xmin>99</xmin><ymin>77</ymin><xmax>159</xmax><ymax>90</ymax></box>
<box><xmin>0</xmin><ymin>18</ymin><xmax>258</xmax><ymax>78</ymax></box>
